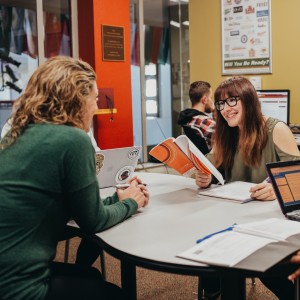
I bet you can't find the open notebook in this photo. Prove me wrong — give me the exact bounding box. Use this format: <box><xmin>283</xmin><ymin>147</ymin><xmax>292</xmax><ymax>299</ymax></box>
<box><xmin>198</xmin><ymin>181</ymin><xmax>256</xmax><ymax>203</ymax></box>
<box><xmin>96</xmin><ymin>146</ymin><xmax>141</xmax><ymax>188</ymax></box>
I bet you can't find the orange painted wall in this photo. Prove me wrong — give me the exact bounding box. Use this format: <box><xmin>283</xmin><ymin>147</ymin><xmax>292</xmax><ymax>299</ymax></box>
<box><xmin>78</xmin><ymin>0</ymin><xmax>134</xmax><ymax>149</ymax></box>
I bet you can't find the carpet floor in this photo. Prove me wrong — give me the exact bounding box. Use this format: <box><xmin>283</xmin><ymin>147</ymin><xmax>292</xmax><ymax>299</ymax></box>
<box><xmin>54</xmin><ymin>237</ymin><xmax>278</xmax><ymax>299</ymax></box>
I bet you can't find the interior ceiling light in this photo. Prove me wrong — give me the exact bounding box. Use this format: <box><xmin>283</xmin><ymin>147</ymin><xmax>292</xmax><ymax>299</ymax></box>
<box><xmin>5</xmin><ymin>65</ymin><xmax>18</xmax><ymax>82</ymax></box>
<box><xmin>170</xmin><ymin>0</ymin><xmax>189</xmax><ymax>2</ymax></box>
<box><xmin>182</xmin><ymin>21</ymin><xmax>189</xmax><ymax>26</ymax></box>
<box><xmin>6</xmin><ymin>81</ymin><xmax>22</xmax><ymax>93</ymax></box>
<box><xmin>170</xmin><ymin>20</ymin><xmax>180</xmax><ymax>28</ymax></box>
<box><xmin>0</xmin><ymin>52</ymin><xmax>21</xmax><ymax>67</ymax></box>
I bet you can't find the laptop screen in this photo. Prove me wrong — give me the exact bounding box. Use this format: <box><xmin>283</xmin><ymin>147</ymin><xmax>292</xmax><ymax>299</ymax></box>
<box><xmin>266</xmin><ymin>160</ymin><xmax>300</xmax><ymax>213</ymax></box>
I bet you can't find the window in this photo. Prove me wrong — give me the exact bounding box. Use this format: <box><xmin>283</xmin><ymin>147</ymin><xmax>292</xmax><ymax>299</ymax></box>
<box><xmin>145</xmin><ymin>63</ymin><xmax>159</xmax><ymax>117</ymax></box>
<box><xmin>0</xmin><ymin>0</ymin><xmax>77</xmax><ymax>131</ymax></box>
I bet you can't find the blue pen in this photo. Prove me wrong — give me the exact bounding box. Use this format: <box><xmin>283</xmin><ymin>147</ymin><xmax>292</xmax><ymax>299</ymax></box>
<box><xmin>196</xmin><ymin>224</ymin><xmax>236</xmax><ymax>244</ymax></box>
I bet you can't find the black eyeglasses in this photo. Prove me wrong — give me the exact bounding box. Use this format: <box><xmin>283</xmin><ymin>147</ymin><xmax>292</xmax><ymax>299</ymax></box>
<box><xmin>214</xmin><ymin>96</ymin><xmax>240</xmax><ymax>111</ymax></box>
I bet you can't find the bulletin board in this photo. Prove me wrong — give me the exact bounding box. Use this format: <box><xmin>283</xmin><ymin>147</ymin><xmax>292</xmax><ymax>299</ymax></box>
<box><xmin>221</xmin><ymin>0</ymin><xmax>272</xmax><ymax>75</ymax></box>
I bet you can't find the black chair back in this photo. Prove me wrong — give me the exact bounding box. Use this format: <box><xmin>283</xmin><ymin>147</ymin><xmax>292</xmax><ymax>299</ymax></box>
<box><xmin>182</xmin><ymin>125</ymin><xmax>209</xmax><ymax>155</ymax></box>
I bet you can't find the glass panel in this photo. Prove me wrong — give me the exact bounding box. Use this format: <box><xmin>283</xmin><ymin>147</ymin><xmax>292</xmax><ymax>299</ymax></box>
<box><xmin>145</xmin><ymin>64</ymin><xmax>156</xmax><ymax>75</ymax></box>
<box><xmin>169</xmin><ymin>0</ymin><xmax>190</xmax><ymax>138</ymax></box>
<box><xmin>0</xmin><ymin>0</ymin><xmax>38</xmax><ymax>130</ymax></box>
<box><xmin>143</xmin><ymin>0</ymin><xmax>172</xmax><ymax>152</ymax></box>
<box><xmin>130</xmin><ymin>0</ymin><xmax>143</xmax><ymax>155</ymax></box>
<box><xmin>145</xmin><ymin>79</ymin><xmax>157</xmax><ymax>97</ymax></box>
<box><xmin>130</xmin><ymin>0</ymin><xmax>189</xmax><ymax>161</ymax></box>
<box><xmin>43</xmin><ymin>0</ymin><xmax>72</xmax><ymax>58</ymax></box>
<box><xmin>146</xmin><ymin>99</ymin><xmax>158</xmax><ymax>115</ymax></box>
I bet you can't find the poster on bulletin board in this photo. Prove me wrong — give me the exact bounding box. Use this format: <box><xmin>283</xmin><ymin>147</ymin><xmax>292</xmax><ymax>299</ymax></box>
<box><xmin>221</xmin><ymin>0</ymin><xmax>272</xmax><ymax>75</ymax></box>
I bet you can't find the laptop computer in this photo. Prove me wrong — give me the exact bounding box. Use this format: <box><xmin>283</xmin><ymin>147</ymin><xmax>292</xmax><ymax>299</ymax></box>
<box><xmin>96</xmin><ymin>146</ymin><xmax>142</xmax><ymax>189</ymax></box>
<box><xmin>266</xmin><ymin>160</ymin><xmax>300</xmax><ymax>221</ymax></box>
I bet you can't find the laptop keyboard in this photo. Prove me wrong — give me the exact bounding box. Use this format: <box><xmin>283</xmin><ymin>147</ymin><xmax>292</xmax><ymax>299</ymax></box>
<box><xmin>288</xmin><ymin>210</ymin><xmax>300</xmax><ymax>220</ymax></box>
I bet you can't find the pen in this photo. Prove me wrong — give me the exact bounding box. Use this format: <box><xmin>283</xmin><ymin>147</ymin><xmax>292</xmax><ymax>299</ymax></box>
<box><xmin>196</xmin><ymin>224</ymin><xmax>236</xmax><ymax>244</ymax></box>
<box><xmin>264</xmin><ymin>177</ymin><xmax>271</xmax><ymax>183</ymax></box>
<box><xmin>115</xmin><ymin>183</ymin><xmax>147</xmax><ymax>189</ymax></box>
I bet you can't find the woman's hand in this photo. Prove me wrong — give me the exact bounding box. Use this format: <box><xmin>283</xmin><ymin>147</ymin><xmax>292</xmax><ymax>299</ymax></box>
<box><xmin>249</xmin><ymin>181</ymin><xmax>276</xmax><ymax>201</ymax></box>
<box><xmin>195</xmin><ymin>170</ymin><xmax>212</xmax><ymax>188</ymax></box>
<box><xmin>117</xmin><ymin>176</ymin><xmax>149</xmax><ymax>208</ymax></box>
<box><xmin>288</xmin><ymin>251</ymin><xmax>300</xmax><ymax>281</ymax></box>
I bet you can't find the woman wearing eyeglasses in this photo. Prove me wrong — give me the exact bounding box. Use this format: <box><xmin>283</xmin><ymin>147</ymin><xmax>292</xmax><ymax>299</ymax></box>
<box><xmin>196</xmin><ymin>76</ymin><xmax>300</xmax><ymax>299</ymax></box>
<box><xmin>196</xmin><ymin>76</ymin><xmax>300</xmax><ymax>200</ymax></box>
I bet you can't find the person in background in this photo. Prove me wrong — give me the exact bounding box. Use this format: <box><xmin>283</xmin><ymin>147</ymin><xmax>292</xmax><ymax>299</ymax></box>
<box><xmin>196</xmin><ymin>76</ymin><xmax>300</xmax><ymax>300</ymax></box>
<box><xmin>0</xmin><ymin>56</ymin><xmax>149</xmax><ymax>300</ymax></box>
<box><xmin>177</xmin><ymin>81</ymin><xmax>215</xmax><ymax>153</ymax></box>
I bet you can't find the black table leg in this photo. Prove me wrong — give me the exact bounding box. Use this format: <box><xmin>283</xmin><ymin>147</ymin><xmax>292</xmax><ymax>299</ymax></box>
<box><xmin>295</xmin><ymin>277</ymin><xmax>300</xmax><ymax>300</ymax></box>
<box><xmin>121</xmin><ymin>260</ymin><xmax>137</xmax><ymax>300</ymax></box>
<box><xmin>221</xmin><ymin>275</ymin><xmax>246</xmax><ymax>300</ymax></box>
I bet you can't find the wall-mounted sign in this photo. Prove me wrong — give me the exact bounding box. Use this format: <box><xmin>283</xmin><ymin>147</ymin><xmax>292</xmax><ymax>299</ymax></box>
<box><xmin>102</xmin><ymin>25</ymin><xmax>125</xmax><ymax>62</ymax></box>
<box><xmin>221</xmin><ymin>0</ymin><xmax>272</xmax><ymax>75</ymax></box>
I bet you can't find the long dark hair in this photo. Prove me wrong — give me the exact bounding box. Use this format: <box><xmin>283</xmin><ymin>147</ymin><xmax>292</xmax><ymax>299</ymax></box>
<box><xmin>213</xmin><ymin>77</ymin><xmax>268</xmax><ymax>169</ymax></box>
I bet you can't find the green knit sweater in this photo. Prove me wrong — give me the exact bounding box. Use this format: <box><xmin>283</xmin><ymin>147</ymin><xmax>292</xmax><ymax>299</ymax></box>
<box><xmin>0</xmin><ymin>124</ymin><xmax>137</xmax><ymax>299</ymax></box>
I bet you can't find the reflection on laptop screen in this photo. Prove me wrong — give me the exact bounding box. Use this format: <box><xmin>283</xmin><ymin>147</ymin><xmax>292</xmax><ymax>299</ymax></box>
<box><xmin>268</xmin><ymin>164</ymin><xmax>300</xmax><ymax>206</ymax></box>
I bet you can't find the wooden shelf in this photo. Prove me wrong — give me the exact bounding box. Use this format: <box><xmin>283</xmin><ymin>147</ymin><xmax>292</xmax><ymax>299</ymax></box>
<box><xmin>95</xmin><ymin>108</ymin><xmax>117</xmax><ymax>115</ymax></box>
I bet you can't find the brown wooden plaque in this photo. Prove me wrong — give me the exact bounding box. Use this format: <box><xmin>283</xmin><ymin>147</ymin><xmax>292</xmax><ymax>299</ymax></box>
<box><xmin>102</xmin><ymin>25</ymin><xmax>125</xmax><ymax>62</ymax></box>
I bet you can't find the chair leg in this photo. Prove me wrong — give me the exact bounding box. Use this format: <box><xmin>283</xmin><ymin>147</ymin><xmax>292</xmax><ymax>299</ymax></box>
<box><xmin>295</xmin><ymin>277</ymin><xmax>300</xmax><ymax>300</ymax></box>
<box><xmin>99</xmin><ymin>249</ymin><xmax>106</xmax><ymax>280</ymax></box>
<box><xmin>198</xmin><ymin>275</ymin><xmax>204</xmax><ymax>299</ymax></box>
<box><xmin>64</xmin><ymin>239</ymin><xmax>70</xmax><ymax>263</ymax></box>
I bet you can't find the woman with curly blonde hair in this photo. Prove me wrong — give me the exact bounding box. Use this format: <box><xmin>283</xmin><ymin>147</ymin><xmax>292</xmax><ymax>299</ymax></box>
<box><xmin>0</xmin><ymin>56</ymin><xmax>149</xmax><ymax>300</ymax></box>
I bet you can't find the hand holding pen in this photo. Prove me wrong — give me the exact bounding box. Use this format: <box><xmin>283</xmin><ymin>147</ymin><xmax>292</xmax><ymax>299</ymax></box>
<box><xmin>249</xmin><ymin>177</ymin><xmax>276</xmax><ymax>201</ymax></box>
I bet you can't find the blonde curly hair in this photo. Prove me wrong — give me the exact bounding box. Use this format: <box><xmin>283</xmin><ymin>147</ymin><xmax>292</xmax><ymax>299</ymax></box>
<box><xmin>1</xmin><ymin>56</ymin><xmax>96</xmax><ymax>149</ymax></box>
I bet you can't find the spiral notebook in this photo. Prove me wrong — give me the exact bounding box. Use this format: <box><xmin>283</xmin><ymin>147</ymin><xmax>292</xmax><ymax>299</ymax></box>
<box><xmin>198</xmin><ymin>181</ymin><xmax>256</xmax><ymax>203</ymax></box>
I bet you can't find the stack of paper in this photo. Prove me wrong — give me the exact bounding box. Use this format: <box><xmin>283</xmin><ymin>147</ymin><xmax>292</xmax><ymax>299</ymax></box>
<box><xmin>177</xmin><ymin>218</ymin><xmax>300</xmax><ymax>269</ymax></box>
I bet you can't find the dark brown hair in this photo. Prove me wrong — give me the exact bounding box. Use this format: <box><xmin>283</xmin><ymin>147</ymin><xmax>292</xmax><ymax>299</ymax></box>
<box><xmin>189</xmin><ymin>81</ymin><xmax>211</xmax><ymax>106</ymax></box>
<box><xmin>213</xmin><ymin>76</ymin><xmax>268</xmax><ymax>169</ymax></box>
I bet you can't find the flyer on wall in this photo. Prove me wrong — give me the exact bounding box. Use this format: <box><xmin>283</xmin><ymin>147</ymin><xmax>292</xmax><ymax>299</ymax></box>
<box><xmin>221</xmin><ymin>0</ymin><xmax>272</xmax><ymax>75</ymax></box>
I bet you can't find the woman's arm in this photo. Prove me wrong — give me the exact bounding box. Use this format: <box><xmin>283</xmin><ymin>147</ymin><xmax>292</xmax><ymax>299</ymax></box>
<box><xmin>273</xmin><ymin>122</ymin><xmax>300</xmax><ymax>156</ymax></box>
<box><xmin>249</xmin><ymin>122</ymin><xmax>300</xmax><ymax>201</ymax></box>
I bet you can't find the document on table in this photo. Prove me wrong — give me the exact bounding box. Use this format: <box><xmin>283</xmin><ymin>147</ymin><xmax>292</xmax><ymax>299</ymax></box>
<box><xmin>177</xmin><ymin>218</ymin><xmax>300</xmax><ymax>268</ymax></box>
<box><xmin>198</xmin><ymin>181</ymin><xmax>255</xmax><ymax>203</ymax></box>
<box><xmin>178</xmin><ymin>231</ymin><xmax>273</xmax><ymax>267</ymax></box>
<box><xmin>234</xmin><ymin>218</ymin><xmax>300</xmax><ymax>241</ymax></box>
